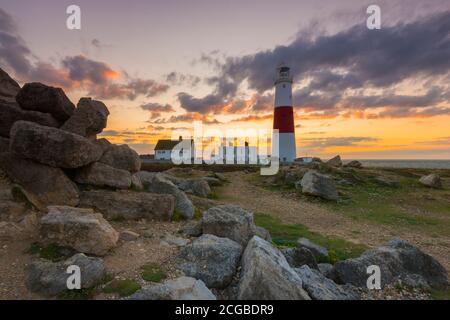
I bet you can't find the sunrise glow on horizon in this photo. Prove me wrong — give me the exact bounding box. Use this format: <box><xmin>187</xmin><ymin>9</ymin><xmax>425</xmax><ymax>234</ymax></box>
<box><xmin>1</xmin><ymin>0</ymin><xmax>449</xmax><ymax>159</ymax></box>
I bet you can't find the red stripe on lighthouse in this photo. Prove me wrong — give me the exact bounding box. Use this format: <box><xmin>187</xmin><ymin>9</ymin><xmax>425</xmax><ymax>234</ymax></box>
<box><xmin>273</xmin><ymin>106</ymin><xmax>295</xmax><ymax>133</ymax></box>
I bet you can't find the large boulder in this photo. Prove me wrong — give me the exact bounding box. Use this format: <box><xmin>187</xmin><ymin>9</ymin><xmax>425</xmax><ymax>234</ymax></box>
<box><xmin>0</xmin><ymin>137</ymin><xmax>9</xmax><ymax>152</ymax></box>
<box><xmin>177</xmin><ymin>234</ymin><xmax>242</xmax><ymax>289</ymax></box>
<box><xmin>26</xmin><ymin>253</ymin><xmax>105</xmax><ymax>296</ymax></box>
<box><xmin>40</xmin><ymin>206</ymin><xmax>119</xmax><ymax>256</ymax></box>
<box><xmin>143</xmin><ymin>173</ymin><xmax>194</xmax><ymax>219</ymax></box>
<box><xmin>0</xmin><ymin>68</ymin><xmax>20</xmax><ymax>103</ymax></box>
<box><xmin>282</xmin><ymin>247</ymin><xmax>319</xmax><ymax>270</ymax></box>
<box><xmin>177</xmin><ymin>179</ymin><xmax>211</xmax><ymax>198</ymax></box>
<box><xmin>10</xmin><ymin>121</ymin><xmax>103</xmax><ymax>168</ymax></box>
<box><xmin>99</xmin><ymin>144</ymin><xmax>141</xmax><ymax>172</ymax></box>
<box><xmin>130</xmin><ymin>277</ymin><xmax>216</xmax><ymax>300</ymax></box>
<box><xmin>297</xmin><ymin>238</ymin><xmax>329</xmax><ymax>260</ymax></box>
<box><xmin>74</xmin><ymin>162</ymin><xmax>131</xmax><ymax>189</ymax></box>
<box><xmin>331</xmin><ymin>239</ymin><xmax>449</xmax><ymax>289</ymax></box>
<box><xmin>295</xmin><ymin>265</ymin><xmax>359</xmax><ymax>300</ymax></box>
<box><xmin>419</xmin><ymin>174</ymin><xmax>442</xmax><ymax>189</ymax></box>
<box><xmin>15</xmin><ymin>82</ymin><xmax>75</xmax><ymax>122</ymax></box>
<box><xmin>297</xmin><ymin>170</ymin><xmax>339</xmax><ymax>201</ymax></box>
<box><xmin>237</xmin><ymin>236</ymin><xmax>310</xmax><ymax>300</ymax></box>
<box><xmin>79</xmin><ymin>190</ymin><xmax>174</xmax><ymax>221</ymax></box>
<box><xmin>0</xmin><ymin>101</ymin><xmax>60</xmax><ymax>137</ymax></box>
<box><xmin>326</xmin><ymin>155</ymin><xmax>342</xmax><ymax>167</ymax></box>
<box><xmin>61</xmin><ymin>98</ymin><xmax>109</xmax><ymax>137</ymax></box>
<box><xmin>202</xmin><ymin>205</ymin><xmax>256</xmax><ymax>246</ymax></box>
<box><xmin>0</xmin><ymin>152</ymin><xmax>79</xmax><ymax>211</ymax></box>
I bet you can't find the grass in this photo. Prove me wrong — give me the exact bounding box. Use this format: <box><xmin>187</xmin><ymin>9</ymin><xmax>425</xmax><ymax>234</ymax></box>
<box><xmin>58</xmin><ymin>288</ymin><xmax>95</xmax><ymax>300</ymax></box>
<box><xmin>326</xmin><ymin>173</ymin><xmax>450</xmax><ymax>237</ymax></box>
<box><xmin>207</xmin><ymin>192</ymin><xmax>220</xmax><ymax>200</ymax></box>
<box><xmin>430</xmin><ymin>288</ymin><xmax>450</xmax><ymax>300</ymax></box>
<box><xmin>141</xmin><ymin>263</ymin><xmax>167</xmax><ymax>283</ymax></box>
<box><xmin>103</xmin><ymin>279</ymin><xmax>141</xmax><ymax>297</ymax></box>
<box><xmin>193</xmin><ymin>207</ymin><xmax>203</xmax><ymax>219</ymax></box>
<box><xmin>254</xmin><ymin>213</ymin><xmax>368</xmax><ymax>264</ymax></box>
<box><xmin>27</xmin><ymin>243</ymin><xmax>74</xmax><ymax>262</ymax></box>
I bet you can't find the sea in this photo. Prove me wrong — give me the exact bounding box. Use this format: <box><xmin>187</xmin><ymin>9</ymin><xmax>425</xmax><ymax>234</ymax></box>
<box><xmin>350</xmin><ymin>160</ymin><xmax>450</xmax><ymax>169</ymax></box>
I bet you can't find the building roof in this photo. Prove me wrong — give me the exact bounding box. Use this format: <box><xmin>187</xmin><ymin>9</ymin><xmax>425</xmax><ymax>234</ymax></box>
<box><xmin>154</xmin><ymin>139</ymin><xmax>181</xmax><ymax>151</ymax></box>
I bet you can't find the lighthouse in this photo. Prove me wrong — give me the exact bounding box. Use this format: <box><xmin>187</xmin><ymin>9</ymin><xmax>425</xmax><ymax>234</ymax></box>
<box><xmin>273</xmin><ymin>64</ymin><xmax>296</xmax><ymax>163</ymax></box>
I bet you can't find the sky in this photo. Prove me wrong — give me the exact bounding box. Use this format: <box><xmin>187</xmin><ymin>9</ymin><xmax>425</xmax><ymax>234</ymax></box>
<box><xmin>1</xmin><ymin>0</ymin><xmax>449</xmax><ymax>159</ymax></box>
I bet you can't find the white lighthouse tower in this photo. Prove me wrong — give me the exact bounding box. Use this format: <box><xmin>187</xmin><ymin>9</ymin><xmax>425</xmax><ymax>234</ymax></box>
<box><xmin>272</xmin><ymin>63</ymin><xmax>296</xmax><ymax>163</ymax></box>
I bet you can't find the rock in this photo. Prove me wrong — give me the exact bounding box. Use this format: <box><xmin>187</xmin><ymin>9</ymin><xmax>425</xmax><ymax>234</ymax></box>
<box><xmin>94</xmin><ymin>138</ymin><xmax>111</xmax><ymax>153</ymax></box>
<box><xmin>160</xmin><ymin>233</ymin><xmax>190</xmax><ymax>247</ymax></box>
<box><xmin>180</xmin><ymin>221</ymin><xmax>203</xmax><ymax>237</ymax></box>
<box><xmin>133</xmin><ymin>171</ymin><xmax>156</xmax><ymax>186</ymax></box>
<box><xmin>318</xmin><ymin>263</ymin><xmax>334</xmax><ymax>278</ymax></box>
<box><xmin>0</xmin><ymin>152</ymin><xmax>79</xmax><ymax>211</ymax></box>
<box><xmin>74</xmin><ymin>162</ymin><xmax>131</xmax><ymax>189</ymax></box>
<box><xmin>0</xmin><ymin>68</ymin><xmax>20</xmax><ymax>103</ymax></box>
<box><xmin>202</xmin><ymin>177</ymin><xmax>222</xmax><ymax>187</ymax></box>
<box><xmin>178</xmin><ymin>234</ymin><xmax>242</xmax><ymax>289</ymax></box>
<box><xmin>79</xmin><ymin>190</ymin><xmax>174</xmax><ymax>221</ymax></box>
<box><xmin>254</xmin><ymin>226</ymin><xmax>272</xmax><ymax>242</ymax></box>
<box><xmin>99</xmin><ymin>144</ymin><xmax>141</xmax><ymax>172</ymax></box>
<box><xmin>344</xmin><ymin>160</ymin><xmax>362</xmax><ymax>168</ymax></box>
<box><xmin>213</xmin><ymin>172</ymin><xmax>227</xmax><ymax>181</ymax></box>
<box><xmin>295</xmin><ymin>265</ymin><xmax>359</xmax><ymax>300</ymax></box>
<box><xmin>144</xmin><ymin>173</ymin><xmax>194</xmax><ymax>220</ymax></box>
<box><xmin>15</xmin><ymin>82</ymin><xmax>75</xmax><ymax>122</ymax></box>
<box><xmin>297</xmin><ymin>170</ymin><xmax>339</xmax><ymax>201</ymax></box>
<box><xmin>374</xmin><ymin>176</ymin><xmax>400</xmax><ymax>188</ymax></box>
<box><xmin>119</xmin><ymin>230</ymin><xmax>139</xmax><ymax>241</ymax></box>
<box><xmin>0</xmin><ymin>136</ymin><xmax>9</xmax><ymax>152</ymax></box>
<box><xmin>331</xmin><ymin>238</ymin><xmax>449</xmax><ymax>289</ymax></box>
<box><xmin>326</xmin><ymin>155</ymin><xmax>342</xmax><ymax>167</ymax></box>
<box><xmin>284</xmin><ymin>171</ymin><xmax>299</xmax><ymax>186</ymax></box>
<box><xmin>40</xmin><ymin>206</ymin><xmax>118</xmax><ymax>256</ymax></box>
<box><xmin>178</xmin><ymin>179</ymin><xmax>211</xmax><ymax>197</ymax></box>
<box><xmin>202</xmin><ymin>205</ymin><xmax>256</xmax><ymax>246</ymax></box>
<box><xmin>61</xmin><ymin>98</ymin><xmax>109</xmax><ymax>137</ymax></box>
<box><xmin>131</xmin><ymin>173</ymin><xmax>144</xmax><ymax>190</ymax></box>
<box><xmin>10</xmin><ymin>121</ymin><xmax>103</xmax><ymax>168</ymax></box>
<box><xmin>419</xmin><ymin>174</ymin><xmax>442</xmax><ymax>189</ymax></box>
<box><xmin>282</xmin><ymin>247</ymin><xmax>319</xmax><ymax>269</ymax></box>
<box><xmin>297</xmin><ymin>238</ymin><xmax>329</xmax><ymax>260</ymax></box>
<box><xmin>238</xmin><ymin>236</ymin><xmax>310</xmax><ymax>300</ymax></box>
<box><xmin>26</xmin><ymin>253</ymin><xmax>105</xmax><ymax>296</ymax></box>
<box><xmin>130</xmin><ymin>276</ymin><xmax>216</xmax><ymax>300</ymax></box>
<box><xmin>0</xmin><ymin>101</ymin><xmax>60</xmax><ymax>137</ymax></box>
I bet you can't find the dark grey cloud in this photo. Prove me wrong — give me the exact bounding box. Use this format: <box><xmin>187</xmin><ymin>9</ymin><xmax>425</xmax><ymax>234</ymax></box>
<box><xmin>179</xmin><ymin>10</ymin><xmax>450</xmax><ymax>118</ymax></box>
<box><xmin>166</xmin><ymin>72</ymin><xmax>201</xmax><ymax>87</ymax></box>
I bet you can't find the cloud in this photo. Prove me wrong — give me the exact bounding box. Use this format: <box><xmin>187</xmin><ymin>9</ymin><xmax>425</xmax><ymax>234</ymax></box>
<box><xmin>140</xmin><ymin>102</ymin><xmax>175</xmax><ymax>119</ymax></box>
<box><xmin>0</xmin><ymin>9</ymin><xmax>32</xmax><ymax>76</ymax></box>
<box><xmin>166</xmin><ymin>72</ymin><xmax>201</xmax><ymax>87</ymax></box>
<box><xmin>0</xmin><ymin>9</ymin><xmax>169</xmax><ymax>101</ymax></box>
<box><xmin>300</xmin><ymin>136</ymin><xmax>379</xmax><ymax>149</ymax></box>
<box><xmin>179</xmin><ymin>10</ymin><xmax>450</xmax><ymax>119</ymax></box>
<box><xmin>150</xmin><ymin>112</ymin><xmax>221</xmax><ymax>125</ymax></box>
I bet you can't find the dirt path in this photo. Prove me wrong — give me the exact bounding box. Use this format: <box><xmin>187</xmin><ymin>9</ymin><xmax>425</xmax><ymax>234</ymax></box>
<box><xmin>218</xmin><ymin>172</ymin><xmax>450</xmax><ymax>272</ymax></box>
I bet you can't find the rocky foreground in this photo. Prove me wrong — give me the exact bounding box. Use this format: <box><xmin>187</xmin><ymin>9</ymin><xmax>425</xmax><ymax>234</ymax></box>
<box><xmin>0</xmin><ymin>69</ymin><xmax>449</xmax><ymax>300</ymax></box>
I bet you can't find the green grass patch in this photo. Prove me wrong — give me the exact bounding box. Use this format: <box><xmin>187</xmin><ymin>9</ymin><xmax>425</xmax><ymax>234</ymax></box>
<box><xmin>58</xmin><ymin>287</ymin><xmax>95</xmax><ymax>300</ymax></box>
<box><xmin>172</xmin><ymin>210</ymin><xmax>185</xmax><ymax>222</ymax></box>
<box><xmin>327</xmin><ymin>176</ymin><xmax>450</xmax><ymax>237</ymax></box>
<box><xmin>254</xmin><ymin>213</ymin><xmax>368</xmax><ymax>263</ymax></box>
<box><xmin>430</xmin><ymin>288</ymin><xmax>450</xmax><ymax>300</ymax></box>
<box><xmin>193</xmin><ymin>207</ymin><xmax>203</xmax><ymax>219</ymax></box>
<box><xmin>207</xmin><ymin>192</ymin><xmax>220</xmax><ymax>200</ymax></box>
<box><xmin>103</xmin><ymin>279</ymin><xmax>141</xmax><ymax>297</ymax></box>
<box><xmin>27</xmin><ymin>243</ymin><xmax>74</xmax><ymax>262</ymax></box>
<box><xmin>141</xmin><ymin>263</ymin><xmax>167</xmax><ymax>283</ymax></box>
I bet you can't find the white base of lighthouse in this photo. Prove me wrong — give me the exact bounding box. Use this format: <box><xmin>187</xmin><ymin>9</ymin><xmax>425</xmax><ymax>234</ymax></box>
<box><xmin>273</xmin><ymin>132</ymin><xmax>296</xmax><ymax>163</ymax></box>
